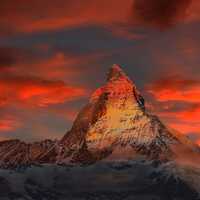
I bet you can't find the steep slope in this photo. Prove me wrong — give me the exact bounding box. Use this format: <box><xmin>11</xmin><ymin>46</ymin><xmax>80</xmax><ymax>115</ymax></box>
<box><xmin>57</xmin><ymin>65</ymin><xmax>199</xmax><ymax>163</ymax></box>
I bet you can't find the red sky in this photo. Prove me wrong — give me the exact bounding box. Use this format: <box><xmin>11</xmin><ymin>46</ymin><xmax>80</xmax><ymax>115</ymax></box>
<box><xmin>0</xmin><ymin>0</ymin><xmax>200</xmax><ymax>145</ymax></box>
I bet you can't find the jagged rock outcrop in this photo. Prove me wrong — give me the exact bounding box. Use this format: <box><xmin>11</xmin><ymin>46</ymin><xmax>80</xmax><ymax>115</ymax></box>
<box><xmin>57</xmin><ymin>65</ymin><xmax>199</xmax><ymax>163</ymax></box>
<box><xmin>0</xmin><ymin>139</ymin><xmax>56</xmax><ymax>168</ymax></box>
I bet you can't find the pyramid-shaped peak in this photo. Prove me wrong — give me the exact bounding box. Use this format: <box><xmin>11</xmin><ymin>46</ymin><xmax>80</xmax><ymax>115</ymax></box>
<box><xmin>107</xmin><ymin>64</ymin><xmax>130</xmax><ymax>82</ymax></box>
<box><xmin>58</xmin><ymin>64</ymin><xmax>199</xmax><ymax>166</ymax></box>
<box><xmin>90</xmin><ymin>64</ymin><xmax>145</xmax><ymax>110</ymax></box>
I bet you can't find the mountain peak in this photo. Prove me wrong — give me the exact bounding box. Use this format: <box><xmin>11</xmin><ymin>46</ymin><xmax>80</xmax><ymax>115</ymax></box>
<box><xmin>90</xmin><ymin>64</ymin><xmax>145</xmax><ymax>111</ymax></box>
<box><xmin>107</xmin><ymin>64</ymin><xmax>130</xmax><ymax>82</ymax></box>
<box><xmin>59</xmin><ymin>64</ymin><xmax>198</xmax><ymax>163</ymax></box>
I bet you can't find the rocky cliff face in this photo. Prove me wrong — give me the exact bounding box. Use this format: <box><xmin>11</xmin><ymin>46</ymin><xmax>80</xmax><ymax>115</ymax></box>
<box><xmin>57</xmin><ymin>65</ymin><xmax>199</xmax><ymax>164</ymax></box>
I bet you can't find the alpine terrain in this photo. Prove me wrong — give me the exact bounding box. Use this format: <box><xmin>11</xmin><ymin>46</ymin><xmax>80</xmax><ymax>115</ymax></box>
<box><xmin>57</xmin><ymin>64</ymin><xmax>199</xmax><ymax>163</ymax></box>
<box><xmin>0</xmin><ymin>65</ymin><xmax>199</xmax><ymax>200</ymax></box>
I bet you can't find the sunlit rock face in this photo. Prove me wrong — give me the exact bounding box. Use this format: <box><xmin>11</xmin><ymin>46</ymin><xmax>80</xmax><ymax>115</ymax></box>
<box><xmin>59</xmin><ymin>65</ymin><xmax>199</xmax><ymax>163</ymax></box>
<box><xmin>86</xmin><ymin>64</ymin><xmax>146</xmax><ymax>150</ymax></box>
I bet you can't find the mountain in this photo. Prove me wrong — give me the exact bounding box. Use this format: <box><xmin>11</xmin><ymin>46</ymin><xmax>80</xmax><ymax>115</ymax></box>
<box><xmin>0</xmin><ymin>65</ymin><xmax>199</xmax><ymax>199</ymax></box>
<box><xmin>57</xmin><ymin>64</ymin><xmax>199</xmax><ymax>164</ymax></box>
<box><xmin>0</xmin><ymin>64</ymin><xmax>199</xmax><ymax>168</ymax></box>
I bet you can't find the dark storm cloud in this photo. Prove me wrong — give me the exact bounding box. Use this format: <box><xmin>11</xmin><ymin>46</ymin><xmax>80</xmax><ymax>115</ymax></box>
<box><xmin>132</xmin><ymin>0</ymin><xmax>192</xmax><ymax>28</ymax></box>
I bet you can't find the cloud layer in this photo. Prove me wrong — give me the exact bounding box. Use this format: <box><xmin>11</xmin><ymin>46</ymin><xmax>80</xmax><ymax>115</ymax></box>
<box><xmin>0</xmin><ymin>76</ymin><xmax>86</xmax><ymax>107</ymax></box>
<box><xmin>1</xmin><ymin>0</ymin><xmax>200</xmax><ymax>35</ymax></box>
<box><xmin>147</xmin><ymin>75</ymin><xmax>200</xmax><ymax>137</ymax></box>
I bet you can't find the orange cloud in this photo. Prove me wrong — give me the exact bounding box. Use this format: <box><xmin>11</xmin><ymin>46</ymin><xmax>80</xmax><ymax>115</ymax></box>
<box><xmin>169</xmin><ymin>123</ymin><xmax>199</xmax><ymax>135</ymax></box>
<box><xmin>147</xmin><ymin>76</ymin><xmax>200</xmax><ymax>136</ymax></box>
<box><xmin>0</xmin><ymin>77</ymin><xmax>87</xmax><ymax>107</ymax></box>
<box><xmin>151</xmin><ymin>89</ymin><xmax>200</xmax><ymax>103</ymax></box>
<box><xmin>148</xmin><ymin>106</ymin><xmax>200</xmax><ymax>134</ymax></box>
<box><xmin>161</xmin><ymin>105</ymin><xmax>200</xmax><ymax>133</ymax></box>
<box><xmin>147</xmin><ymin>76</ymin><xmax>200</xmax><ymax>103</ymax></box>
<box><xmin>0</xmin><ymin>116</ymin><xmax>21</xmax><ymax>132</ymax></box>
<box><xmin>7</xmin><ymin>50</ymin><xmax>107</xmax><ymax>82</ymax></box>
